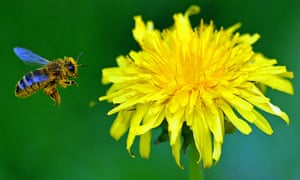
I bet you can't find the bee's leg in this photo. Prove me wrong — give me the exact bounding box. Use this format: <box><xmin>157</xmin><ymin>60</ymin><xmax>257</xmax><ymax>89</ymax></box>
<box><xmin>44</xmin><ymin>86</ymin><xmax>61</xmax><ymax>105</ymax></box>
<box><xmin>59</xmin><ymin>80</ymin><xmax>78</xmax><ymax>88</ymax></box>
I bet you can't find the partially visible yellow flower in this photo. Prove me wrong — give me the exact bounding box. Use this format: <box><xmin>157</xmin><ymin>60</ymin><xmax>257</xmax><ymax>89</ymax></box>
<box><xmin>100</xmin><ymin>5</ymin><xmax>294</xmax><ymax>168</ymax></box>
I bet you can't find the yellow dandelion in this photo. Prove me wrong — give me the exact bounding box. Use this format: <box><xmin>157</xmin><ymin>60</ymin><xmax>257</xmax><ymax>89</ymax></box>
<box><xmin>100</xmin><ymin>5</ymin><xmax>294</xmax><ymax>169</ymax></box>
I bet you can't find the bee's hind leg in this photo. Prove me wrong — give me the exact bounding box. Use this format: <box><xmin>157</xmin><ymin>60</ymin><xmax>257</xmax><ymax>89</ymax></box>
<box><xmin>44</xmin><ymin>85</ymin><xmax>61</xmax><ymax>105</ymax></box>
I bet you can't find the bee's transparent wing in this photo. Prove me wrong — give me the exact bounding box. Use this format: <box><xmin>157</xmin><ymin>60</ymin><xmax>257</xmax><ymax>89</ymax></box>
<box><xmin>14</xmin><ymin>47</ymin><xmax>50</xmax><ymax>65</ymax></box>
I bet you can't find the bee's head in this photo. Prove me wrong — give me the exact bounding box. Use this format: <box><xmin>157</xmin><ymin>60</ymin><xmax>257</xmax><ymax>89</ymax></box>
<box><xmin>64</xmin><ymin>57</ymin><xmax>78</xmax><ymax>77</ymax></box>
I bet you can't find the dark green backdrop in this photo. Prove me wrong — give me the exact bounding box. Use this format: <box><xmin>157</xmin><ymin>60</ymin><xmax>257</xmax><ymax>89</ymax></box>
<box><xmin>0</xmin><ymin>0</ymin><xmax>299</xmax><ymax>179</ymax></box>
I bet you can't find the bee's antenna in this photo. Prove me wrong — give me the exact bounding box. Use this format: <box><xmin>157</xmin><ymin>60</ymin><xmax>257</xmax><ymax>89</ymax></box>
<box><xmin>78</xmin><ymin>64</ymin><xmax>88</xmax><ymax>68</ymax></box>
<box><xmin>76</xmin><ymin>51</ymin><xmax>84</xmax><ymax>62</ymax></box>
<box><xmin>75</xmin><ymin>51</ymin><xmax>87</xmax><ymax>67</ymax></box>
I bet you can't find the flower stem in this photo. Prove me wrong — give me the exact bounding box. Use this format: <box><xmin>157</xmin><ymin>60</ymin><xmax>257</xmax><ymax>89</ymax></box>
<box><xmin>188</xmin><ymin>143</ymin><xmax>204</xmax><ymax>180</ymax></box>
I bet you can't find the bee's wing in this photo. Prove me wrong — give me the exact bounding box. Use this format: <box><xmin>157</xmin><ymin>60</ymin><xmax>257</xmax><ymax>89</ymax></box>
<box><xmin>14</xmin><ymin>47</ymin><xmax>50</xmax><ymax>65</ymax></box>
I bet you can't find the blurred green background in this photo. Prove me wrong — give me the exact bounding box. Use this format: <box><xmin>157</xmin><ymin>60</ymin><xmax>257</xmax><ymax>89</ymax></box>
<box><xmin>0</xmin><ymin>0</ymin><xmax>299</xmax><ymax>179</ymax></box>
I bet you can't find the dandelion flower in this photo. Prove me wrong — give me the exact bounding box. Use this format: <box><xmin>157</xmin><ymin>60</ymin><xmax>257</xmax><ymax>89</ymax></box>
<box><xmin>100</xmin><ymin>5</ymin><xmax>294</xmax><ymax>168</ymax></box>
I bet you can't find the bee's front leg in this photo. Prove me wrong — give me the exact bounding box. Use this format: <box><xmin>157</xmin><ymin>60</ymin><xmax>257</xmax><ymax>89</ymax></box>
<box><xmin>59</xmin><ymin>79</ymin><xmax>78</xmax><ymax>88</ymax></box>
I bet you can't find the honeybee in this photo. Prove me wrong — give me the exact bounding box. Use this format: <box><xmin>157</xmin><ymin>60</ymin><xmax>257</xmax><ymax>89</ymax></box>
<box><xmin>14</xmin><ymin>47</ymin><xmax>84</xmax><ymax>105</ymax></box>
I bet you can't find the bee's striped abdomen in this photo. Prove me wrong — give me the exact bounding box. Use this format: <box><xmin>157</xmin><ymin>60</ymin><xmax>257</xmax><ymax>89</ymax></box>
<box><xmin>15</xmin><ymin>69</ymin><xmax>50</xmax><ymax>97</ymax></box>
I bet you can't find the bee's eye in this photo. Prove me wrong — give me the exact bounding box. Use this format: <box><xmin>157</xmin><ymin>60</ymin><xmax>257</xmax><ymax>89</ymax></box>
<box><xmin>68</xmin><ymin>63</ymin><xmax>75</xmax><ymax>73</ymax></box>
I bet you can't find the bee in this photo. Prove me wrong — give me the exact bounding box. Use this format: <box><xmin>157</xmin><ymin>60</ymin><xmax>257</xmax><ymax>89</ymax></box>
<box><xmin>14</xmin><ymin>47</ymin><xmax>84</xmax><ymax>105</ymax></box>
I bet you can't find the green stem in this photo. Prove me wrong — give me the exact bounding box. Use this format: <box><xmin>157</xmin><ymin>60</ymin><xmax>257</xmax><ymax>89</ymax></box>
<box><xmin>188</xmin><ymin>143</ymin><xmax>204</xmax><ymax>180</ymax></box>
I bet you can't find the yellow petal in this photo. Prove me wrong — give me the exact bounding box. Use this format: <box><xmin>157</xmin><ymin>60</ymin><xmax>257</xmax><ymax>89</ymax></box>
<box><xmin>252</xmin><ymin>110</ymin><xmax>274</xmax><ymax>135</ymax></box>
<box><xmin>222</xmin><ymin>91</ymin><xmax>253</xmax><ymax>111</ymax></box>
<box><xmin>203</xmin><ymin>102</ymin><xmax>224</xmax><ymax>143</ymax></box>
<box><xmin>133</xmin><ymin>16</ymin><xmax>154</xmax><ymax>42</ymax></box>
<box><xmin>171</xmin><ymin>134</ymin><xmax>183</xmax><ymax>169</ymax></box>
<box><xmin>110</xmin><ymin>111</ymin><xmax>132</xmax><ymax>140</ymax></box>
<box><xmin>139</xmin><ymin>131</ymin><xmax>152</xmax><ymax>159</ymax></box>
<box><xmin>212</xmin><ymin>140</ymin><xmax>222</xmax><ymax>162</ymax></box>
<box><xmin>191</xmin><ymin>108</ymin><xmax>213</xmax><ymax>168</ymax></box>
<box><xmin>219</xmin><ymin>100</ymin><xmax>252</xmax><ymax>135</ymax></box>
<box><xmin>166</xmin><ymin>108</ymin><xmax>184</xmax><ymax>145</ymax></box>
<box><xmin>236</xmin><ymin>107</ymin><xmax>273</xmax><ymax>135</ymax></box>
<box><xmin>126</xmin><ymin>103</ymin><xmax>151</xmax><ymax>157</ymax></box>
<box><xmin>260</xmin><ymin>75</ymin><xmax>294</xmax><ymax>95</ymax></box>
<box><xmin>135</xmin><ymin>104</ymin><xmax>165</xmax><ymax>135</ymax></box>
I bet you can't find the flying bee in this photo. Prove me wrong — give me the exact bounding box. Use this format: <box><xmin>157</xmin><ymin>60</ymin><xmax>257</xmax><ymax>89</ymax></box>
<box><xmin>14</xmin><ymin>47</ymin><xmax>85</xmax><ymax>105</ymax></box>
